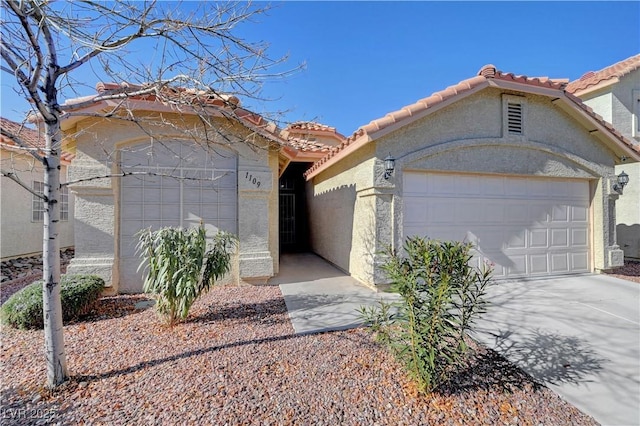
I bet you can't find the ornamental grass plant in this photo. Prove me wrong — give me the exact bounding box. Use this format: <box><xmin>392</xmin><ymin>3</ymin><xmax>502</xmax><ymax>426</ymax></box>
<box><xmin>136</xmin><ymin>226</ymin><xmax>236</xmax><ymax>325</ymax></box>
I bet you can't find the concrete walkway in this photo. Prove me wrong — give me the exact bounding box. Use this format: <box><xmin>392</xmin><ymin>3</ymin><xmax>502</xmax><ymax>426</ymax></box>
<box><xmin>472</xmin><ymin>274</ymin><xmax>640</xmax><ymax>426</ymax></box>
<box><xmin>268</xmin><ymin>253</ymin><xmax>399</xmax><ymax>335</ymax></box>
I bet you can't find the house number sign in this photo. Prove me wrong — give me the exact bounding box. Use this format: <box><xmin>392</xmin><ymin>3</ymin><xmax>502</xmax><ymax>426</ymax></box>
<box><xmin>245</xmin><ymin>171</ymin><xmax>262</xmax><ymax>188</ymax></box>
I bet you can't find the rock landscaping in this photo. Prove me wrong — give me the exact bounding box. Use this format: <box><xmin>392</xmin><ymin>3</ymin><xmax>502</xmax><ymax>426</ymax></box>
<box><xmin>1</xmin><ymin>286</ymin><xmax>599</xmax><ymax>425</ymax></box>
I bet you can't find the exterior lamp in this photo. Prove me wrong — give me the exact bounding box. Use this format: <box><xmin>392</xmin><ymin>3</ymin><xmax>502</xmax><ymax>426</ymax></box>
<box><xmin>613</xmin><ymin>171</ymin><xmax>629</xmax><ymax>194</ymax></box>
<box><xmin>384</xmin><ymin>155</ymin><xmax>395</xmax><ymax>179</ymax></box>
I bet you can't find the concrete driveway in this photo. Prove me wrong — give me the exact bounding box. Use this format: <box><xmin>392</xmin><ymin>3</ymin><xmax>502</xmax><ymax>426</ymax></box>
<box><xmin>472</xmin><ymin>274</ymin><xmax>640</xmax><ymax>426</ymax></box>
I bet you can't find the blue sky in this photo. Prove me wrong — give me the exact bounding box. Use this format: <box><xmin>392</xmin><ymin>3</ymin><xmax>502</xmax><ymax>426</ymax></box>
<box><xmin>2</xmin><ymin>1</ymin><xmax>639</xmax><ymax>136</ymax></box>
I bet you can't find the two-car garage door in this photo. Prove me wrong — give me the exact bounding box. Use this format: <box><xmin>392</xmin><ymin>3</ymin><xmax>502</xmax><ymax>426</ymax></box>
<box><xmin>403</xmin><ymin>172</ymin><xmax>590</xmax><ymax>279</ymax></box>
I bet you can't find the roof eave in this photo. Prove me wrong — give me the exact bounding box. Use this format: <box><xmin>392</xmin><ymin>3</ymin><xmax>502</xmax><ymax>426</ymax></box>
<box><xmin>569</xmin><ymin>77</ymin><xmax>620</xmax><ymax>98</ymax></box>
<box><xmin>552</xmin><ymin>94</ymin><xmax>640</xmax><ymax>163</ymax></box>
<box><xmin>304</xmin><ymin>133</ymin><xmax>373</xmax><ymax>180</ymax></box>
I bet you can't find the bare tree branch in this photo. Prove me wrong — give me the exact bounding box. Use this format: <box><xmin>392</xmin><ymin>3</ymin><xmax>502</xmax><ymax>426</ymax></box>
<box><xmin>0</xmin><ymin>127</ymin><xmax>45</xmax><ymax>163</ymax></box>
<box><xmin>62</xmin><ymin>170</ymin><xmax>230</xmax><ymax>187</ymax></box>
<box><xmin>1</xmin><ymin>169</ymin><xmax>47</xmax><ymax>200</ymax></box>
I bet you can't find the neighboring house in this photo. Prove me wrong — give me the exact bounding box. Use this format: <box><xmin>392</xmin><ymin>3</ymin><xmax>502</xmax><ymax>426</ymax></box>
<box><xmin>60</xmin><ymin>83</ymin><xmax>330</xmax><ymax>293</ymax></box>
<box><xmin>0</xmin><ymin>117</ymin><xmax>75</xmax><ymax>260</ymax></box>
<box><xmin>303</xmin><ymin>65</ymin><xmax>640</xmax><ymax>288</ymax></box>
<box><xmin>567</xmin><ymin>54</ymin><xmax>640</xmax><ymax>259</ymax></box>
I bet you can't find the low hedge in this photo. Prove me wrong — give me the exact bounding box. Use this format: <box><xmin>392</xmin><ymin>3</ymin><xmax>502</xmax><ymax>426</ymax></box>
<box><xmin>1</xmin><ymin>275</ymin><xmax>105</xmax><ymax>330</ymax></box>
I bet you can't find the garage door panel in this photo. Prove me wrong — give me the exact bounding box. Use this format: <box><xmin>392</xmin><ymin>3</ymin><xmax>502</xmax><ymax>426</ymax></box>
<box><xmin>530</xmin><ymin>254</ymin><xmax>549</xmax><ymax>275</ymax></box>
<box><xmin>428</xmin><ymin>201</ymin><xmax>454</xmax><ymax>224</ymax></box>
<box><xmin>551</xmin><ymin>229</ymin><xmax>569</xmax><ymax>247</ymax></box>
<box><xmin>505</xmin><ymin>179</ymin><xmax>528</xmax><ymax>196</ymax></box>
<box><xmin>482</xmin><ymin>179</ymin><xmax>505</xmax><ymax>196</ymax></box>
<box><xmin>551</xmin><ymin>205</ymin><xmax>569</xmax><ymax>222</ymax></box>
<box><xmin>505</xmin><ymin>229</ymin><xmax>526</xmax><ymax>249</ymax></box>
<box><xmin>528</xmin><ymin>203</ymin><xmax>549</xmax><ymax>224</ymax></box>
<box><xmin>572</xmin><ymin>205</ymin><xmax>588</xmax><ymax>222</ymax></box>
<box><xmin>404</xmin><ymin>171</ymin><xmax>428</xmax><ymax>193</ymax></box>
<box><xmin>455</xmin><ymin>200</ymin><xmax>485</xmax><ymax>223</ymax></box>
<box><xmin>404</xmin><ymin>198</ymin><xmax>427</xmax><ymax>223</ymax></box>
<box><xmin>456</xmin><ymin>175</ymin><xmax>481</xmax><ymax>195</ymax></box>
<box><xmin>572</xmin><ymin>252</ymin><xmax>589</xmax><ymax>270</ymax></box>
<box><xmin>551</xmin><ymin>253</ymin><xmax>569</xmax><ymax>273</ymax></box>
<box><xmin>529</xmin><ymin>229</ymin><xmax>548</xmax><ymax>248</ymax></box>
<box><xmin>403</xmin><ymin>172</ymin><xmax>590</xmax><ymax>279</ymax></box>
<box><xmin>506</xmin><ymin>254</ymin><xmax>528</xmax><ymax>275</ymax></box>
<box><xmin>571</xmin><ymin>228</ymin><xmax>588</xmax><ymax>246</ymax></box>
<box><xmin>505</xmin><ymin>203</ymin><xmax>529</xmax><ymax>223</ymax></box>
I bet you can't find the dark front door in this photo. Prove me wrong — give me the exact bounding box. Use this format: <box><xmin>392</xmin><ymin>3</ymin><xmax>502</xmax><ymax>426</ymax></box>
<box><xmin>279</xmin><ymin>162</ymin><xmax>311</xmax><ymax>253</ymax></box>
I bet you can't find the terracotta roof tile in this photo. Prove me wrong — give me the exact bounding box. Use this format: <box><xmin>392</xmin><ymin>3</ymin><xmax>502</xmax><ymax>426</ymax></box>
<box><xmin>304</xmin><ymin>64</ymin><xmax>637</xmax><ymax>178</ymax></box>
<box><xmin>62</xmin><ymin>82</ymin><xmax>293</xmax><ymax>148</ymax></box>
<box><xmin>566</xmin><ymin>54</ymin><xmax>640</xmax><ymax>94</ymax></box>
<box><xmin>284</xmin><ymin>137</ymin><xmax>333</xmax><ymax>153</ymax></box>
<box><xmin>1</xmin><ymin>117</ymin><xmax>75</xmax><ymax>162</ymax></box>
<box><xmin>287</xmin><ymin>121</ymin><xmax>337</xmax><ymax>133</ymax></box>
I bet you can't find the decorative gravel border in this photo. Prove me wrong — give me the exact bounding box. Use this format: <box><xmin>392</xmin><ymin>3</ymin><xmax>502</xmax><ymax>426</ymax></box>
<box><xmin>1</xmin><ymin>286</ymin><xmax>599</xmax><ymax>425</ymax></box>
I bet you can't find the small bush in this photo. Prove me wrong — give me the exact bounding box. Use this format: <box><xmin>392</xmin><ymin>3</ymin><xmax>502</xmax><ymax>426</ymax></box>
<box><xmin>1</xmin><ymin>275</ymin><xmax>105</xmax><ymax>329</ymax></box>
<box><xmin>361</xmin><ymin>236</ymin><xmax>493</xmax><ymax>394</ymax></box>
<box><xmin>136</xmin><ymin>226</ymin><xmax>237</xmax><ymax>325</ymax></box>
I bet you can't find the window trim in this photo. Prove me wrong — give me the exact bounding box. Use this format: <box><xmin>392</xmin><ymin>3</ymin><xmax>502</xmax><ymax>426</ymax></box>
<box><xmin>32</xmin><ymin>181</ymin><xmax>69</xmax><ymax>222</ymax></box>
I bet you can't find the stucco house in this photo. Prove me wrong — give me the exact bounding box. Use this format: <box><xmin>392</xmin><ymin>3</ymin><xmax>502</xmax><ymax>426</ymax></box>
<box><xmin>302</xmin><ymin>65</ymin><xmax>640</xmax><ymax>287</ymax></box>
<box><xmin>60</xmin><ymin>83</ymin><xmax>330</xmax><ymax>293</ymax></box>
<box><xmin>61</xmin><ymin>63</ymin><xmax>640</xmax><ymax>294</ymax></box>
<box><xmin>0</xmin><ymin>117</ymin><xmax>75</xmax><ymax>260</ymax></box>
<box><xmin>566</xmin><ymin>54</ymin><xmax>640</xmax><ymax>259</ymax></box>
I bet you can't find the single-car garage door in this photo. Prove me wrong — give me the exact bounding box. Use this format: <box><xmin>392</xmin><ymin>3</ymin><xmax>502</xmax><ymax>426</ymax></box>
<box><xmin>403</xmin><ymin>172</ymin><xmax>590</xmax><ymax>279</ymax></box>
<box><xmin>119</xmin><ymin>141</ymin><xmax>237</xmax><ymax>292</ymax></box>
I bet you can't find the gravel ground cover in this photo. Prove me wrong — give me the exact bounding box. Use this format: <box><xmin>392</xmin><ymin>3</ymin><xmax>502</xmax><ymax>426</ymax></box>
<box><xmin>1</xmin><ymin>286</ymin><xmax>599</xmax><ymax>425</ymax></box>
<box><xmin>604</xmin><ymin>259</ymin><xmax>640</xmax><ymax>283</ymax></box>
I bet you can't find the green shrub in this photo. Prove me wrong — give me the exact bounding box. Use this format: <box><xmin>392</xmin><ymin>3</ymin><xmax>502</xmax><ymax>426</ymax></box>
<box><xmin>1</xmin><ymin>275</ymin><xmax>105</xmax><ymax>330</ymax></box>
<box><xmin>360</xmin><ymin>236</ymin><xmax>493</xmax><ymax>394</ymax></box>
<box><xmin>136</xmin><ymin>226</ymin><xmax>237</xmax><ymax>325</ymax></box>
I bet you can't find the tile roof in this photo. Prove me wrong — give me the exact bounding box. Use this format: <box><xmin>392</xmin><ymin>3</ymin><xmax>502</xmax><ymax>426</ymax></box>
<box><xmin>566</xmin><ymin>54</ymin><xmax>640</xmax><ymax>95</ymax></box>
<box><xmin>284</xmin><ymin>137</ymin><xmax>333</xmax><ymax>153</ymax></box>
<box><xmin>0</xmin><ymin>117</ymin><xmax>74</xmax><ymax>162</ymax></box>
<box><xmin>94</xmin><ymin>82</ymin><xmax>242</xmax><ymax>108</ymax></box>
<box><xmin>280</xmin><ymin>121</ymin><xmax>344</xmax><ymax>154</ymax></box>
<box><xmin>62</xmin><ymin>82</ymin><xmax>290</xmax><ymax>146</ymax></box>
<box><xmin>287</xmin><ymin>121</ymin><xmax>338</xmax><ymax>133</ymax></box>
<box><xmin>304</xmin><ymin>64</ymin><xmax>638</xmax><ymax>179</ymax></box>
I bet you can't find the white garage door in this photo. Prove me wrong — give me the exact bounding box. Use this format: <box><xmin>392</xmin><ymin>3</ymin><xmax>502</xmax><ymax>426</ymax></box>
<box><xmin>403</xmin><ymin>172</ymin><xmax>590</xmax><ymax>279</ymax></box>
<box><xmin>119</xmin><ymin>141</ymin><xmax>237</xmax><ymax>292</ymax></box>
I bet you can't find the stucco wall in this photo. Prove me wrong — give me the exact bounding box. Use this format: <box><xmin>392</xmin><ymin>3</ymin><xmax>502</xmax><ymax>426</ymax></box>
<box><xmin>582</xmin><ymin>69</ymin><xmax>640</xmax><ymax>259</ymax></box>
<box><xmin>307</xmin><ymin>143</ymin><xmax>379</xmax><ymax>285</ymax></box>
<box><xmin>1</xmin><ymin>150</ymin><xmax>74</xmax><ymax>259</ymax></box>
<box><xmin>65</xmin><ymin>113</ymin><xmax>278</xmax><ymax>292</ymax></box>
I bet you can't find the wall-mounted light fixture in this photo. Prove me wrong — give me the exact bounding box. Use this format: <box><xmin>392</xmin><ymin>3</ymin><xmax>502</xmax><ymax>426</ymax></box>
<box><xmin>384</xmin><ymin>155</ymin><xmax>395</xmax><ymax>180</ymax></box>
<box><xmin>613</xmin><ymin>171</ymin><xmax>629</xmax><ymax>194</ymax></box>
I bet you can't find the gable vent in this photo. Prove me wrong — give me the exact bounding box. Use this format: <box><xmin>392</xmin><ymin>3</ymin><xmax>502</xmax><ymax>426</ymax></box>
<box><xmin>507</xmin><ymin>102</ymin><xmax>523</xmax><ymax>135</ymax></box>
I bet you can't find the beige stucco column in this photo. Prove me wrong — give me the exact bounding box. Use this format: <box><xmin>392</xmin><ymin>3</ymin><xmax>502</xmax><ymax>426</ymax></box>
<box><xmin>65</xmin><ymin>171</ymin><xmax>117</xmax><ymax>291</ymax></box>
<box><xmin>350</xmin><ymin>158</ymin><xmax>396</xmax><ymax>288</ymax></box>
<box><xmin>237</xmin><ymin>163</ymin><xmax>274</xmax><ymax>284</ymax></box>
<box><xmin>593</xmin><ymin>175</ymin><xmax>625</xmax><ymax>271</ymax></box>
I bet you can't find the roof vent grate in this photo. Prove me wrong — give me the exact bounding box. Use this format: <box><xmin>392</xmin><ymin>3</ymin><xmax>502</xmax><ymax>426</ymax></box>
<box><xmin>507</xmin><ymin>102</ymin><xmax>523</xmax><ymax>135</ymax></box>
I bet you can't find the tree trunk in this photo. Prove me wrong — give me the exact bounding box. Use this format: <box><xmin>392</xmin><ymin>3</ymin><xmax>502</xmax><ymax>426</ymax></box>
<box><xmin>42</xmin><ymin>119</ymin><xmax>69</xmax><ymax>388</ymax></box>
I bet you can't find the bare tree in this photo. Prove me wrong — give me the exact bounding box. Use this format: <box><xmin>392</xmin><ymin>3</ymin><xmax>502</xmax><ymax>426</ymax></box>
<box><xmin>1</xmin><ymin>0</ymin><xmax>297</xmax><ymax>388</ymax></box>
